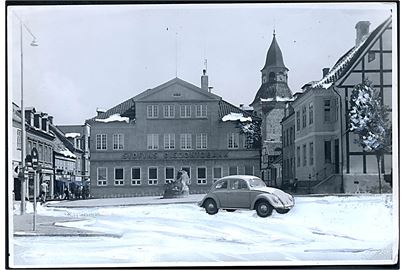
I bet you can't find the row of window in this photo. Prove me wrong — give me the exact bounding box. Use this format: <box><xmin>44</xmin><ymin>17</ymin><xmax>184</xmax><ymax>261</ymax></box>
<box><xmin>296</xmin><ymin>140</ymin><xmax>334</xmax><ymax>168</ymax></box>
<box><xmin>96</xmin><ymin>165</ymin><xmax>255</xmax><ymax>186</ymax></box>
<box><xmin>283</xmin><ymin>126</ymin><xmax>295</xmax><ymax>147</ymax></box>
<box><xmin>296</xmin><ymin>142</ymin><xmax>314</xmax><ymax>167</ymax></box>
<box><xmin>26</xmin><ymin>139</ymin><xmax>53</xmax><ymax>163</ymax></box>
<box><xmin>96</xmin><ymin>133</ymin><xmax>245</xmax><ymax>150</ymax></box>
<box><xmin>55</xmin><ymin>158</ymin><xmax>76</xmax><ymax>172</ymax></box>
<box><xmin>296</xmin><ymin>99</ymin><xmax>338</xmax><ymax>131</ymax></box>
<box><xmin>147</xmin><ymin>104</ymin><xmax>208</xmax><ymax>119</ymax></box>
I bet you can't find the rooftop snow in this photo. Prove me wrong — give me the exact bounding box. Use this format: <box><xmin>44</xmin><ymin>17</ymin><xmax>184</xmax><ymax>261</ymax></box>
<box><xmin>58</xmin><ymin>149</ymin><xmax>76</xmax><ymax>158</ymax></box>
<box><xmin>312</xmin><ymin>36</ymin><xmax>369</xmax><ymax>89</ymax></box>
<box><xmin>65</xmin><ymin>133</ymin><xmax>81</xmax><ymax>138</ymax></box>
<box><xmin>95</xmin><ymin>114</ymin><xmax>130</xmax><ymax>123</ymax></box>
<box><xmin>222</xmin><ymin>113</ymin><xmax>252</xmax><ymax>122</ymax></box>
<box><xmin>260</xmin><ymin>97</ymin><xmax>295</xmax><ymax>102</ymax></box>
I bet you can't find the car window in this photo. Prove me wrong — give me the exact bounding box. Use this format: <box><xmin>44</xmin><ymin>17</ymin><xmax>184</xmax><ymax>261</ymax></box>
<box><xmin>248</xmin><ymin>178</ymin><xmax>266</xmax><ymax>188</ymax></box>
<box><xmin>215</xmin><ymin>180</ymin><xmax>227</xmax><ymax>190</ymax></box>
<box><xmin>240</xmin><ymin>180</ymin><xmax>248</xmax><ymax>189</ymax></box>
<box><xmin>229</xmin><ymin>179</ymin><xmax>248</xmax><ymax>190</ymax></box>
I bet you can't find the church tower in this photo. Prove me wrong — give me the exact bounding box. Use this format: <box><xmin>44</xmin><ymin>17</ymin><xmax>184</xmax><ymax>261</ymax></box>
<box><xmin>251</xmin><ymin>31</ymin><xmax>293</xmax><ymax>188</ymax></box>
<box><xmin>251</xmin><ymin>31</ymin><xmax>293</xmax><ymax>112</ymax></box>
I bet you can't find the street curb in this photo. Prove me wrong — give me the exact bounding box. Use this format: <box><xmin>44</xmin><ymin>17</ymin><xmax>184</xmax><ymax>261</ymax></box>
<box><xmin>47</xmin><ymin>200</ymin><xmax>201</xmax><ymax>208</ymax></box>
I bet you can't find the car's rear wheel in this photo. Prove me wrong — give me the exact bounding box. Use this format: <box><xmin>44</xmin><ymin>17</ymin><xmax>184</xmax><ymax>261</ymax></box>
<box><xmin>225</xmin><ymin>209</ymin><xmax>236</xmax><ymax>212</ymax></box>
<box><xmin>204</xmin><ymin>199</ymin><xmax>218</xmax><ymax>215</ymax></box>
<box><xmin>275</xmin><ymin>208</ymin><xmax>290</xmax><ymax>214</ymax></box>
<box><xmin>255</xmin><ymin>201</ymin><xmax>273</xmax><ymax>217</ymax></box>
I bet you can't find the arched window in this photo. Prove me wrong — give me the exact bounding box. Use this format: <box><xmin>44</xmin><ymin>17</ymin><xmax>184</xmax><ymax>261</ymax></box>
<box><xmin>269</xmin><ymin>72</ymin><xmax>276</xmax><ymax>81</ymax></box>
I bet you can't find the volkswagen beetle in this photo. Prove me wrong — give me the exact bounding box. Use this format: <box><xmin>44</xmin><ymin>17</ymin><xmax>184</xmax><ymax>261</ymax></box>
<box><xmin>198</xmin><ymin>175</ymin><xmax>294</xmax><ymax>217</ymax></box>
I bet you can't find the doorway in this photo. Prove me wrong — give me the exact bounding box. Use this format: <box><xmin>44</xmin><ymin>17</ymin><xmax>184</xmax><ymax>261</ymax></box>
<box><xmin>334</xmin><ymin>139</ymin><xmax>339</xmax><ymax>173</ymax></box>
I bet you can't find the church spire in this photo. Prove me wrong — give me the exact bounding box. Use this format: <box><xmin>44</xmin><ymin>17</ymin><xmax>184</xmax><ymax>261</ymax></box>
<box><xmin>250</xmin><ymin>30</ymin><xmax>292</xmax><ymax>106</ymax></box>
<box><xmin>262</xmin><ymin>32</ymin><xmax>288</xmax><ymax>71</ymax></box>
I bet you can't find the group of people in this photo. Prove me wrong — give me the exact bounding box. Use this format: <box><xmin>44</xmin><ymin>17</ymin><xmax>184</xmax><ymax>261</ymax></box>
<box><xmin>62</xmin><ymin>184</ymin><xmax>90</xmax><ymax>200</ymax></box>
<box><xmin>40</xmin><ymin>181</ymin><xmax>90</xmax><ymax>202</ymax></box>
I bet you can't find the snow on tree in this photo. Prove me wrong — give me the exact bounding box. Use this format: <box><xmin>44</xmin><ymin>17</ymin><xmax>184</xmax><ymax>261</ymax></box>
<box><xmin>349</xmin><ymin>80</ymin><xmax>391</xmax><ymax>193</ymax></box>
<box><xmin>237</xmin><ymin>120</ymin><xmax>262</xmax><ymax>149</ymax></box>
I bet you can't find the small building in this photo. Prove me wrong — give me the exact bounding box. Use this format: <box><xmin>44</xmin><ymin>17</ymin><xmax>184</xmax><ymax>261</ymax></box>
<box><xmin>57</xmin><ymin>124</ymin><xmax>91</xmax><ymax>184</ymax></box>
<box><xmin>86</xmin><ymin>72</ymin><xmax>261</xmax><ymax>198</ymax></box>
<box><xmin>50</xmin><ymin>125</ymin><xmax>85</xmax><ymax>198</ymax></box>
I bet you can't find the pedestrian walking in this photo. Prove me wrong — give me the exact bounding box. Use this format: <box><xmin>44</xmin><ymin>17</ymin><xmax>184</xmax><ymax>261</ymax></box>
<box><xmin>64</xmin><ymin>187</ymin><xmax>70</xmax><ymax>200</ymax></box>
<box><xmin>40</xmin><ymin>181</ymin><xmax>48</xmax><ymax>203</ymax></box>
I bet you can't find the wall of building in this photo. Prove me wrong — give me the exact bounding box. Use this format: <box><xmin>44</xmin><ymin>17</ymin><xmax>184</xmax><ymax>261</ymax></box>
<box><xmin>292</xmin><ymin>88</ymin><xmax>341</xmax><ymax>183</ymax></box>
<box><xmin>90</xmin><ymin>154</ymin><xmax>259</xmax><ymax>197</ymax></box>
<box><xmin>281</xmin><ymin>113</ymin><xmax>295</xmax><ymax>186</ymax></box>
<box><xmin>339</xmin><ymin>21</ymin><xmax>392</xmax><ymax>177</ymax></box>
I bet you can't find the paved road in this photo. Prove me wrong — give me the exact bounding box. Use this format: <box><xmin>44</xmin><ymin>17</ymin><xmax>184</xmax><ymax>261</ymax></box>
<box><xmin>12</xmin><ymin>194</ymin><xmax>205</xmax><ymax>237</ymax></box>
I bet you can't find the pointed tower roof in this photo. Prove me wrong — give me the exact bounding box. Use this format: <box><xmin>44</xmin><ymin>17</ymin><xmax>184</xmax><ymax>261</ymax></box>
<box><xmin>262</xmin><ymin>32</ymin><xmax>288</xmax><ymax>71</ymax></box>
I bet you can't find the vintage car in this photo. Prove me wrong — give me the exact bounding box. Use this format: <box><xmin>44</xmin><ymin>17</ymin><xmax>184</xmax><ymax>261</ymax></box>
<box><xmin>198</xmin><ymin>175</ymin><xmax>294</xmax><ymax>217</ymax></box>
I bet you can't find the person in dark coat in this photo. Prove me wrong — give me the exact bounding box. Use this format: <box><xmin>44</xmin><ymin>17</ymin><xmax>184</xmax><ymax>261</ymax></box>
<box><xmin>64</xmin><ymin>187</ymin><xmax>70</xmax><ymax>200</ymax></box>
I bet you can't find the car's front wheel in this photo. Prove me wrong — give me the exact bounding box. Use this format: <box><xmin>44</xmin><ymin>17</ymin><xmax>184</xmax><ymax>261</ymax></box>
<box><xmin>275</xmin><ymin>208</ymin><xmax>290</xmax><ymax>214</ymax></box>
<box><xmin>204</xmin><ymin>199</ymin><xmax>218</xmax><ymax>215</ymax></box>
<box><xmin>255</xmin><ymin>201</ymin><xmax>273</xmax><ymax>217</ymax></box>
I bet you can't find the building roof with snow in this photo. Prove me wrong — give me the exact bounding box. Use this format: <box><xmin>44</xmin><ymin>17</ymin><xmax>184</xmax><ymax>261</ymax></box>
<box><xmin>49</xmin><ymin>124</ymin><xmax>83</xmax><ymax>155</ymax></box>
<box><xmin>311</xmin><ymin>16</ymin><xmax>392</xmax><ymax>89</ymax></box>
<box><xmin>87</xmin><ymin>77</ymin><xmax>259</xmax><ymax>124</ymax></box>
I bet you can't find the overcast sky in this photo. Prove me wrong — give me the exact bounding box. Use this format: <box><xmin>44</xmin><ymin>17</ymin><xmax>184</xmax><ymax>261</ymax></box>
<box><xmin>8</xmin><ymin>3</ymin><xmax>394</xmax><ymax>125</ymax></box>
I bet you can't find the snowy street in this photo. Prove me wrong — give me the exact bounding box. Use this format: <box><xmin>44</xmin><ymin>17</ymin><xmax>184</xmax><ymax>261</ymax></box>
<box><xmin>12</xmin><ymin>195</ymin><xmax>396</xmax><ymax>267</ymax></box>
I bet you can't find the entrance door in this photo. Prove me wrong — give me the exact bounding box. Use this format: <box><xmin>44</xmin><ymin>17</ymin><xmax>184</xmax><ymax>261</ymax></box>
<box><xmin>334</xmin><ymin>139</ymin><xmax>339</xmax><ymax>173</ymax></box>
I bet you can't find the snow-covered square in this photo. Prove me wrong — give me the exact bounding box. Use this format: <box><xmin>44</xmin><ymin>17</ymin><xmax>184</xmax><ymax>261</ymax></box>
<box><xmin>12</xmin><ymin>195</ymin><xmax>397</xmax><ymax>267</ymax></box>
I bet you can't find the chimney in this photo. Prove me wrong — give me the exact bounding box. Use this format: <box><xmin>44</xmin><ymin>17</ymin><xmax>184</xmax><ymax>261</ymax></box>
<box><xmin>322</xmin><ymin>68</ymin><xmax>330</xmax><ymax>77</ymax></box>
<box><xmin>201</xmin><ymin>69</ymin><xmax>208</xmax><ymax>91</ymax></box>
<box><xmin>96</xmin><ymin>108</ymin><xmax>106</xmax><ymax>116</ymax></box>
<box><xmin>34</xmin><ymin>113</ymin><xmax>42</xmax><ymax>130</ymax></box>
<box><xmin>239</xmin><ymin>104</ymin><xmax>244</xmax><ymax>109</ymax></box>
<box><xmin>25</xmin><ymin>108</ymin><xmax>35</xmax><ymax>126</ymax></box>
<box><xmin>41</xmin><ymin>113</ymin><xmax>49</xmax><ymax>132</ymax></box>
<box><xmin>355</xmin><ymin>21</ymin><xmax>370</xmax><ymax>46</ymax></box>
<box><xmin>48</xmin><ymin>116</ymin><xmax>53</xmax><ymax>124</ymax></box>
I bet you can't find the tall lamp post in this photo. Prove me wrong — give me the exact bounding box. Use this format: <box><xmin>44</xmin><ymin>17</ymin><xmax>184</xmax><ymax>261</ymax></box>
<box><xmin>15</xmin><ymin>12</ymin><xmax>38</xmax><ymax>215</ymax></box>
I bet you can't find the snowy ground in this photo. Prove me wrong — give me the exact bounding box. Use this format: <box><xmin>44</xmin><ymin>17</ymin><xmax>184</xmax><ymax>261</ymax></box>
<box><xmin>11</xmin><ymin>195</ymin><xmax>397</xmax><ymax>267</ymax></box>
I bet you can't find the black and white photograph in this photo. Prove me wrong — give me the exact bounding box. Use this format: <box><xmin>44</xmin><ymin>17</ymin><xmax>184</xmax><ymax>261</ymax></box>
<box><xmin>6</xmin><ymin>2</ymin><xmax>398</xmax><ymax>268</ymax></box>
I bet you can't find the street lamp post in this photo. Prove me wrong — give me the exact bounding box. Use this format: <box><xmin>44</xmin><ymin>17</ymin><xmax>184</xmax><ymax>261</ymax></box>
<box><xmin>16</xmin><ymin>13</ymin><xmax>38</xmax><ymax>215</ymax></box>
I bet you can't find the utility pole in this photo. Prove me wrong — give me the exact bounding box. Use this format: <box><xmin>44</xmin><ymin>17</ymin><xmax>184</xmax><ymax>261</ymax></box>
<box><xmin>20</xmin><ymin>19</ymin><xmax>26</xmax><ymax>215</ymax></box>
<box><xmin>14</xmin><ymin>12</ymin><xmax>38</xmax><ymax>214</ymax></box>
